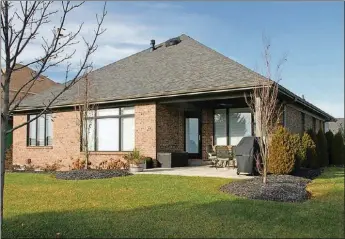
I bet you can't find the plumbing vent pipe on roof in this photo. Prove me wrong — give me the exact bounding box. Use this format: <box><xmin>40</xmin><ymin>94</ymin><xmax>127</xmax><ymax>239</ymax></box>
<box><xmin>150</xmin><ymin>39</ymin><xmax>155</xmax><ymax>52</ymax></box>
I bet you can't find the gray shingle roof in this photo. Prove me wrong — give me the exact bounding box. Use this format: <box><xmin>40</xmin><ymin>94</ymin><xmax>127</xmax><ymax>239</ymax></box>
<box><xmin>15</xmin><ymin>34</ymin><xmax>335</xmax><ymax>121</ymax></box>
<box><xmin>17</xmin><ymin>34</ymin><xmax>265</xmax><ymax>109</ymax></box>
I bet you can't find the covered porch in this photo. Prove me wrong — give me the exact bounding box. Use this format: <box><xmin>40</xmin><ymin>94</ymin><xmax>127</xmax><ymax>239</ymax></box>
<box><xmin>155</xmin><ymin>91</ymin><xmax>258</xmax><ymax>162</ymax></box>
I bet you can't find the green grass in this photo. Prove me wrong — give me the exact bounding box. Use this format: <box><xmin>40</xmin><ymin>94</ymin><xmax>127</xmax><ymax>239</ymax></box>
<box><xmin>4</xmin><ymin>167</ymin><xmax>344</xmax><ymax>238</ymax></box>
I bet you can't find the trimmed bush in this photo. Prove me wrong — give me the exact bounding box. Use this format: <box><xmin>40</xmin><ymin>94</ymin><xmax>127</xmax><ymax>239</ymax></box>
<box><xmin>316</xmin><ymin>129</ymin><xmax>329</xmax><ymax>167</ymax></box>
<box><xmin>331</xmin><ymin>131</ymin><xmax>345</xmax><ymax>166</ymax></box>
<box><xmin>296</xmin><ymin>133</ymin><xmax>315</xmax><ymax>169</ymax></box>
<box><xmin>268</xmin><ymin>126</ymin><xmax>297</xmax><ymax>175</ymax></box>
<box><xmin>306</xmin><ymin>129</ymin><xmax>319</xmax><ymax>169</ymax></box>
<box><xmin>325</xmin><ymin>131</ymin><xmax>334</xmax><ymax>164</ymax></box>
<box><xmin>291</xmin><ymin>133</ymin><xmax>303</xmax><ymax>170</ymax></box>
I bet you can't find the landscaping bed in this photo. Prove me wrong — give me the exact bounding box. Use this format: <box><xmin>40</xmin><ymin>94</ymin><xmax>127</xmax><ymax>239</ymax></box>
<box><xmin>55</xmin><ymin>169</ymin><xmax>132</xmax><ymax>180</ymax></box>
<box><xmin>220</xmin><ymin>175</ymin><xmax>311</xmax><ymax>202</ymax></box>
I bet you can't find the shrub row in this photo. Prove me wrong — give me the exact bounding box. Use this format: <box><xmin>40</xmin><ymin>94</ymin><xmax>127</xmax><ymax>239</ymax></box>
<box><xmin>326</xmin><ymin>131</ymin><xmax>345</xmax><ymax>166</ymax></box>
<box><xmin>268</xmin><ymin>126</ymin><xmax>344</xmax><ymax>175</ymax></box>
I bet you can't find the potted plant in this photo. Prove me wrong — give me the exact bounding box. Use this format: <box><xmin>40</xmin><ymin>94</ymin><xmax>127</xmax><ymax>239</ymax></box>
<box><xmin>124</xmin><ymin>149</ymin><xmax>145</xmax><ymax>172</ymax></box>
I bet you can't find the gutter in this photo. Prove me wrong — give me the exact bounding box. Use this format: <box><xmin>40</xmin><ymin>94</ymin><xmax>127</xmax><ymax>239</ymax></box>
<box><xmin>278</xmin><ymin>85</ymin><xmax>336</xmax><ymax>122</ymax></box>
<box><xmin>14</xmin><ymin>84</ymin><xmax>336</xmax><ymax>122</ymax></box>
<box><xmin>13</xmin><ymin>85</ymin><xmax>257</xmax><ymax>112</ymax></box>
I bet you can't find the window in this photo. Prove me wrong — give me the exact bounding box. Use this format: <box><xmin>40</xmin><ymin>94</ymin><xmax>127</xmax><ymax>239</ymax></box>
<box><xmin>213</xmin><ymin>108</ymin><xmax>253</xmax><ymax>146</ymax></box>
<box><xmin>312</xmin><ymin>118</ymin><xmax>316</xmax><ymax>132</ymax></box>
<box><xmin>84</xmin><ymin>107</ymin><xmax>135</xmax><ymax>151</ymax></box>
<box><xmin>324</xmin><ymin>122</ymin><xmax>329</xmax><ymax>132</ymax></box>
<box><xmin>27</xmin><ymin>114</ymin><xmax>53</xmax><ymax>146</ymax></box>
<box><xmin>229</xmin><ymin>108</ymin><xmax>252</xmax><ymax>145</ymax></box>
<box><xmin>214</xmin><ymin>109</ymin><xmax>227</xmax><ymax>145</ymax></box>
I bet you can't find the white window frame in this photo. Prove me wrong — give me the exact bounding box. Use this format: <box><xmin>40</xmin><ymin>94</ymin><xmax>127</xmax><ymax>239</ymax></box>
<box><xmin>213</xmin><ymin>107</ymin><xmax>253</xmax><ymax>146</ymax></box>
<box><xmin>84</xmin><ymin>107</ymin><xmax>135</xmax><ymax>152</ymax></box>
<box><xmin>27</xmin><ymin>114</ymin><xmax>53</xmax><ymax>146</ymax></box>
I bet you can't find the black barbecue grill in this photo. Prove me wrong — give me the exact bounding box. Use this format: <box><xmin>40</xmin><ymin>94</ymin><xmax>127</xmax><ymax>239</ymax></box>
<box><xmin>235</xmin><ymin>136</ymin><xmax>261</xmax><ymax>175</ymax></box>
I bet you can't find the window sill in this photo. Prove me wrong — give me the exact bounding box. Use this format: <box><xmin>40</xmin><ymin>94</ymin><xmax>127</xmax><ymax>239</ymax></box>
<box><xmin>26</xmin><ymin>146</ymin><xmax>53</xmax><ymax>149</ymax></box>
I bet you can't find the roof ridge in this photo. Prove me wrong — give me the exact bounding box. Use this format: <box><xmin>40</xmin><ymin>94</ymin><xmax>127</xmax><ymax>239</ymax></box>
<box><xmin>184</xmin><ymin>34</ymin><xmax>268</xmax><ymax>82</ymax></box>
<box><xmin>87</xmin><ymin>35</ymin><xmax>186</xmax><ymax>77</ymax></box>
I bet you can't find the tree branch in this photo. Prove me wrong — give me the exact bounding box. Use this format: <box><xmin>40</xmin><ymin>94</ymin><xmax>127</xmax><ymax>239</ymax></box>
<box><xmin>6</xmin><ymin>1</ymin><xmax>107</xmax><ymax>132</ymax></box>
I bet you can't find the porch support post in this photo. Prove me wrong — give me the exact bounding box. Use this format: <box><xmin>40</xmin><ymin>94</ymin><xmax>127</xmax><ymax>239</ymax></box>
<box><xmin>255</xmin><ymin>97</ymin><xmax>262</xmax><ymax>137</ymax></box>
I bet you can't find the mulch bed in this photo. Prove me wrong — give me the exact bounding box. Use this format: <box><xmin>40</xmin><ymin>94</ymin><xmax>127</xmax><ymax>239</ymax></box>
<box><xmin>220</xmin><ymin>172</ymin><xmax>318</xmax><ymax>203</ymax></box>
<box><xmin>55</xmin><ymin>169</ymin><xmax>132</xmax><ymax>180</ymax></box>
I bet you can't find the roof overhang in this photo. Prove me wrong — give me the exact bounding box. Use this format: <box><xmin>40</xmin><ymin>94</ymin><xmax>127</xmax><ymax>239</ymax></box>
<box><xmin>13</xmin><ymin>84</ymin><xmax>336</xmax><ymax>122</ymax></box>
<box><xmin>278</xmin><ymin>85</ymin><xmax>336</xmax><ymax>122</ymax></box>
<box><xmin>12</xmin><ymin>85</ymin><xmax>257</xmax><ymax>113</ymax></box>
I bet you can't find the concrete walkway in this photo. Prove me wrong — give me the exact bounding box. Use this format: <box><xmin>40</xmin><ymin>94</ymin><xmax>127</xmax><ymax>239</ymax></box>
<box><xmin>134</xmin><ymin>165</ymin><xmax>254</xmax><ymax>179</ymax></box>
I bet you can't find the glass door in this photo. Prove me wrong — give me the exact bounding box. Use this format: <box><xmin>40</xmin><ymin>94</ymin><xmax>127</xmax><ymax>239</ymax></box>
<box><xmin>185</xmin><ymin>112</ymin><xmax>201</xmax><ymax>159</ymax></box>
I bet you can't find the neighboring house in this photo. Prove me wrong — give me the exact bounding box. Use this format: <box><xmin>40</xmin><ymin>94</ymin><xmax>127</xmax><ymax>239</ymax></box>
<box><xmin>325</xmin><ymin>118</ymin><xmax>344</xmax><ymax>134</ymax></box>
<box><xmin>1</xmin><ymin>64</ymin><xmax>58</xmax><ymax>149</ymax></box>
<box><xmin>11</xmin><ymin>34</ymin><xmax>335</xmax><ymax>170</ymax></box>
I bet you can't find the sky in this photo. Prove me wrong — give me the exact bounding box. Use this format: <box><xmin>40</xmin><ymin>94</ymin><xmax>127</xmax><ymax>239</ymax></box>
<box><xmin>10</xmin><ymin>1</ymin><xmax>344</xmax><ymax>118</ymax></box>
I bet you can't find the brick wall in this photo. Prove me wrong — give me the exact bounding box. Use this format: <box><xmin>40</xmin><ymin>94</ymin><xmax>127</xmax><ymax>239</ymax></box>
<box><xmin>13</xmin><ymin>101</ymin><xmax>327</xmax><ymax>169</ymax></box>
<box><xmin>201</xmin><ymin>108</ymin><xmax>214</xmax><ymax>160</ymax></box>
<box><xmin>135</xmin><ymin>103</ymin><xmax>157</xmax><ymax>159</ymax></box>
<box><xmin>13</xmin><ymin>111</ymin><xmax>83</xmax><ymax>170</ymax></box>
<box><xmin>305</xmin><ymin>114</ymin><xmax>313</xmax><ymax>131</ymax></box>
<box><xmin>156</xmin><ymin>104</ymin><xmax>184</xmax><ymax>153</ymax></box>
<box><xmin>285</xmin><ymin>105</ymin><xmax>303</xmax><ymax>133</ymax></box>
<box><xmin>13</xmin><ymin>104</ymin><xmax>158</xmax><ymax>170</ymax></box>
<box><xmin>284</xmin><ymin>104</ymin><xmax>325</xmax><ymax>134</ymax></box>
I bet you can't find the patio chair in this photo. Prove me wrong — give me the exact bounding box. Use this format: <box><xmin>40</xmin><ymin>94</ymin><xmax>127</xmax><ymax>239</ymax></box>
<box><xmin>215</xmin><ymin>146</ymin><xmax>235</xmax><ymax>169</ymax></box>
<box><xmin>227</xmin><ymin>146</ymin><xmax>236</xmax><ymax>168</ymax></box>
<box><xmin>206</xmin><ymin>145</ymin><xmax>217</xmax><ymax>166</ymax></box>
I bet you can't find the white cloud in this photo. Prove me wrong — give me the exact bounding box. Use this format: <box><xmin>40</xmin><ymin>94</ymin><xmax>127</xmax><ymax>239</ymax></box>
<box><xmin>5</xmin><ymin>1</ymin><xmax>205</xmax><ymax>80</ymax></box>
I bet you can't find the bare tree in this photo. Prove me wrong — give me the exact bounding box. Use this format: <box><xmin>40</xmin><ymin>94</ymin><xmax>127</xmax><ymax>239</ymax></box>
<box><xmin>74</xmin><ymin>75</ymin><xmax>97</xmax><ymax>169</ymax></box>
<box><xmin>245</xmin><ymin>35</ymin><xmax>287</xmax><ymax>184</ymax></box>
<box><xmin>0</xmin><ymin>1</ymin><xmax>107</xmax><ymax>235</ymax></box>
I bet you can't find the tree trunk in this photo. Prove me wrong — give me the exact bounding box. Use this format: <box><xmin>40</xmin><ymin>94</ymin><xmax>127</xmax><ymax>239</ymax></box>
<box><xmin>0</xmin><ymin>72</ymin><xmax>10</xmax><ymax>237</ymax></box>
<box><xmin>0</xmin><ymin>124</ymin><xmax>6</xmax><ymax>237</ymax></box>
<box><xmin>263</xmin><ymin>162</ymin><xmax>267</xmax><ymax>184</ymax></box>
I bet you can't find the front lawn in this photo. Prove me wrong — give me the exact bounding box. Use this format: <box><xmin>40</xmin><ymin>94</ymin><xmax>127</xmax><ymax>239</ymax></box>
<box><xmin>4</xmin><ymin>167</ymin><xmax>344</xmax><ymax>238</ymax></box>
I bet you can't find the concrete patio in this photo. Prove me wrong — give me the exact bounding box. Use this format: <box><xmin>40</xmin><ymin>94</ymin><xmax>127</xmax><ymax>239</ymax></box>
<box><xmin>134</xmin><ymin>165</ymin><xmax>254</xmax><ymax>179</ymax></box>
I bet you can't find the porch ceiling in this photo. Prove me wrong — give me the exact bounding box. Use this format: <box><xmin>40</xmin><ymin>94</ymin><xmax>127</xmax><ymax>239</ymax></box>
<box><xmin>159</xmin><ymin>95</ymin><xmax>249</xmax><ymax>111</ymax></box>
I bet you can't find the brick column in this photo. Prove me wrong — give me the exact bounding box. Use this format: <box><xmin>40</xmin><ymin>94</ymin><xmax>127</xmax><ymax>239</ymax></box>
<box><xmin>202</xmin><ymin>108</ymin><xmax>213</xmax><ymax>160</ymax></box>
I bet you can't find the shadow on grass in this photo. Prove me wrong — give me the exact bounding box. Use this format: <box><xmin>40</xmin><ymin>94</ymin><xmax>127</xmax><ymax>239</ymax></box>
<box><xmin>316</xmin><ymin>171</ymin><xmax>345</xmax><ymax>179</ymax></box>
<box><xmin>4</xmin><ymin>198</ymin><xmax>344</xmax><ymax>238</ymax></box>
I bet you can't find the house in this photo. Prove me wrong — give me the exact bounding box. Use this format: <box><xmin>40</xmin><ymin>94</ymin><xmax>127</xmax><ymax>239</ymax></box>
<box><xmin>1</xmin><ymin>64</ymin><xmax>58</xmax><ymax>149</ymax></box>
<box><xmin>325</xmin><ymin>118</ymin><xmax>344</xmax><ymax>134</ymax></box>
<box><xmin>11</xmin><ymin>34</ymin><xmax>335</xmax><ymax>170</ymax></box>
